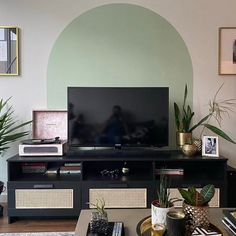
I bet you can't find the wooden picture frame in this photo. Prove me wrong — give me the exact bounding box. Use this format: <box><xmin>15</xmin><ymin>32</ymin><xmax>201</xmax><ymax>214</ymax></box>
<box><xmin>0</xmin><ymin>26</ymin><xmax>19</xmax><ymax>75</ymax></box>
<box><xmin>219</xmin><ymin>27</ymin><xmax>236</xmax><ymax>75</ymax></box>
<box><xmin>202</xmin><ymin>136</ymin><xmax>219</xmax><ymax>157</ymax></box>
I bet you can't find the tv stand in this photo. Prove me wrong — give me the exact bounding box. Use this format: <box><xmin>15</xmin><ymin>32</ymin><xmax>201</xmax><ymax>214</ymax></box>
<box><xmin>7</xmin><ymin>150</ymin><xmax>228</xmax><ymax>223</ymax></box>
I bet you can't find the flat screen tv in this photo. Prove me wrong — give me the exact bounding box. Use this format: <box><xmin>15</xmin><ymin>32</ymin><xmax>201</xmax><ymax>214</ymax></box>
<box><xmin>68</xmin><ymin>87</ymin><xmax>169</xmax><ymax>148</ymax></box>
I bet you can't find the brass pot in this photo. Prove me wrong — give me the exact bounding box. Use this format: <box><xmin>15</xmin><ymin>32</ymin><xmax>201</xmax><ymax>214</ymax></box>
<box><xmin>176</xmin><ymin>132</ymin><xmax>192</xmax><ymax>147</ymax></box>
<box><xmin>182</xmin><ymin>144</ymin><xmax>197</xmax><ymax>157</ymax></box>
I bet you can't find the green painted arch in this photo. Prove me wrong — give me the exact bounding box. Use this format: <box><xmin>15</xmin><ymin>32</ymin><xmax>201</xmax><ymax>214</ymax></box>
<box><xmin>47</xmin><ymin>3</ymin><xmax>193</xmax><ymax>147</ymax></box>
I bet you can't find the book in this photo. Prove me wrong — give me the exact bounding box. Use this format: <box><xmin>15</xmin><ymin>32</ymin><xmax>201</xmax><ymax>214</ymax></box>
<box><xmin>60</xmin><ymin>166</ymin><xmax>81</xmax><ymax>170</ymax></box>
<box><xmin>86</xmin><ymin>222</ymin><xmax>124</xmax><ymax>236</ymax></box>
<box><xmin>155</xmin><ymin>168</ymin><xmax>184</xmax><ymax>176</ymax></box>
<box><xmin>191</xmin><ymin>226</ymin><xmax>222</xmax><ymax>235</ymax></box>
<box><xmin>45</xmin><ymin>167</ymin><xmax>59</xmax><ymax>175</ymax></box>
<box><xmin>223</xmin><ymin>209</ymin><xmax>236</xmax><ymax>227</ymax></box>
<box><xmin>222</xmin><ymin>218</ymin><xmax>236</xmax><ymax>235</ymax></box>
<box><xmin>64</xmin><ymin>163</ymin><xmax>81</xmax><ymax>167</ymax></box>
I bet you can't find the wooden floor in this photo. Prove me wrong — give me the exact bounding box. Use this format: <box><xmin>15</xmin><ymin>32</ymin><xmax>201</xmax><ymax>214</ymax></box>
<box><xmin>0</xmin><ymin>203</ymin><xmax>77</xmax><ymax>233</ymax></box>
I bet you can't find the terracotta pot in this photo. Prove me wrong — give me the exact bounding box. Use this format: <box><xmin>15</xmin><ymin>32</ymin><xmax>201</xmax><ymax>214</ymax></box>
<box><xmin>183</xmin><ymin>202</ymin><xmax>209</xmax><ymax>234</ymax></box>
<box><xmin>182</xmin><ymin>144</ymin><xmax>197</xmax><ymax>157</ymax></box>
<box><xmin>176</xmin><ymin>132</ymin><xmax>192</xmax><ymax>147</ymax></box>
<box><xmin>151</xmin><ymin>200</ymin><xmax>174</xmax><ymax>226</ymax></box>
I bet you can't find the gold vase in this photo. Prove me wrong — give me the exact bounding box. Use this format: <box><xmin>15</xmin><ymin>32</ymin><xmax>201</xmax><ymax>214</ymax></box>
<box><xmin>176</xmin><ymin>132</ymin><xmax>192</xmax><ymax>147</ymax></box>
<box><xmin>182</xmin><ymin>144</ymin><xmax>197</xmax><ymax>157</ymax></box>
<box><xmin>183</xmin><ymin>202</ymin><xmax>209</xmax><ymax>234</ymax></box>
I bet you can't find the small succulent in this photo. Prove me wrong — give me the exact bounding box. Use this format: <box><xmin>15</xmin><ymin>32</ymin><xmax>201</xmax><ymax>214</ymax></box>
<box><xmin>178</xmin><ymin>184</ymin><xmax>215</xmax><ymax>206</ymax></box>
<box><xmin>156</xmin><ymin>174</ymin><xmax>181</xmax><ymax>208</ymax></box>
<box><xmin>89</xmin><ymin>197</ymin><xmax>107</xmax><ymax>217</ymax></box>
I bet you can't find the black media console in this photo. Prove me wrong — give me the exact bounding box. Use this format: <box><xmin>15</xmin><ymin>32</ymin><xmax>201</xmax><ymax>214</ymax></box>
<box><xmin>7</xmin><ymin>150</ymin><xmax>228</xmax><ymax>223</ymax></box>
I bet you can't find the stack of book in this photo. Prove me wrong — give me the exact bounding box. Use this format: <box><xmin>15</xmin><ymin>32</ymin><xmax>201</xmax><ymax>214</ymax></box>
<box><xmin>155</xmin><ymin>168</ymin><xmax>184</xmax><ymax>176</ymax></box>
<box><xmin>45</xmin><ymin>167</ymin><xmax>59</xmax><ymax>175</ymax></box>
<box><xmin>222</xmin><ymin>209</ymin><xmax>236</xmax><ymax>235</ymax></box>
<box><xmin>22</xmin><ymin>162</ymin><xmax>47</xmax><ymax>174</ymax></box>
<box><xmin>60</xmin><ymin>163</ymin><xmax>81</xmax><ymax>175</ymax></box>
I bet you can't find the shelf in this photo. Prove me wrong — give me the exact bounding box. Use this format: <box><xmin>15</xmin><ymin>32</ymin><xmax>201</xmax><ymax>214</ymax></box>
<box><xmin>10</xmin><ymin>173</ymin><xmax>81</xmax><ymax>182</ymax></box>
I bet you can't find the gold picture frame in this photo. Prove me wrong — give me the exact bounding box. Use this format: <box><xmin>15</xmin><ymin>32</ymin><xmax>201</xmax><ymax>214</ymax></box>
<box><xmin>218</xmin><ymin>27</ymin><xmax>236</xmax><ymax>75</ymax></box>
<box><xmin>0</xmin><ymin>26</ymin><xmax>19</xmax><ymax>76</ymax></box>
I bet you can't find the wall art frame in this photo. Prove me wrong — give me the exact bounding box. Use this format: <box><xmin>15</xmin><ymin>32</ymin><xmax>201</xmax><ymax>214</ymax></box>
<box><xmin>0</xmin><ymin>26</ymin><xmax>19</xmax><ymax>76</ymax></box>
<box><xmin>202</xmin><ymin>136</ymin><xmax>219</xmax><ymax>157</ymax></box>
<box><xmin>219</xmin><ymin>27</ymin><xmax>236</xmax><ymax>75</ymax></box>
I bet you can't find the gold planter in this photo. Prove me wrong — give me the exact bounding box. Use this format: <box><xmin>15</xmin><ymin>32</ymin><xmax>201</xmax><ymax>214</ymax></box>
<box><xmin>182</xmin><ymin>144</ymin><xmax>197</xmax><ymax>157</ymax></box>
<box><xmin>183</xmin><ymin>202</ymin><xmax>209</xmax><ymax>234</ymax></box>
<box><xmin>176</xmin><ymin>132</ymin><xmax>192</xmax><ymax>147</ymax></box>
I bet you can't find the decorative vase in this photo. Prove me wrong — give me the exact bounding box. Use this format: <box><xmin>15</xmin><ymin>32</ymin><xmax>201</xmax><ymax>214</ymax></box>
<box><xmin>90</xmin><ymin>211</ymin><xmax>109</xmax><ymax>234</ymax></box>
<box><xmin>176</xmin><ymin>132</ymin><xmax>192</xmax><ymax>147</ymax></box>
<box><xmin>193</xmin><ymin>138</ymin><xmax>202</xmax><ymax>153</ymax></box>
<box><xmin>151</xmin><ymin>200</ymin><xmax>174</xmax><ymax>226</ymax></box>
<box><xmin>183</xmin><ymin>202</ymin><xmax>209</xmax><ymax>234</ymax></box>
<box><xmin>182</xmin><ymin>144</ymin><xmax>197</xmax><ymax>157</ymax></box>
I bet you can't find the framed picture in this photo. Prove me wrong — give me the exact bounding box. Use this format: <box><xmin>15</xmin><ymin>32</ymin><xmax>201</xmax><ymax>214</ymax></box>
<box><xmin>219</xmin><ymin>27</ymin><xmax>236</xmax><ymax>75</ymax></box>
<box><xmin>202</xmin><ymin>136</ymin><xmax>219</xmax><ymax>157</ymax></box>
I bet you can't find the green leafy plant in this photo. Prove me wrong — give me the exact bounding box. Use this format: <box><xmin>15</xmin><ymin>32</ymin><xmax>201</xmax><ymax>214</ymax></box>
<box><xmin>89</xmin><ymin>198</ymin><xmax>107</xmax><ymax>217</ymax></box>
<box><xmin>174</xmin><ymin>85</ymin><xmax>194</xmax><ymax>133</ymax></box>
<box><xmin>174</xmin><ymin>84</ymin><xmax>236</xmax><ymax>144</ymax></box>
<box><xmin>178</xmin><ymin>184</ymin><xmax>215</xmax><ymax>206</ymax></box>
<box><xmin>156</xmin><ymin>174</ymin><xmax>181</xmax><ymax>208</ymax></box>
<box><xmin>0</xmin><ymin>97</ymin><xmax>31</xmax><ymax>154</ymax></box>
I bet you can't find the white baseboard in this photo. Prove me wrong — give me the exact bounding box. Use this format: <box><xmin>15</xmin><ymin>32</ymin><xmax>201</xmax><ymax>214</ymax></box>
<box><xmin>0</xmin><ymin>193</ymin><xmax>7</xmax><ymax>203</ymax></box>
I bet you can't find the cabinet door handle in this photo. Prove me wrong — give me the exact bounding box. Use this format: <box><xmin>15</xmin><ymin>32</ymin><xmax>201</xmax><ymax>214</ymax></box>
<box><xmin>108</xmin><ymin>183</ymin><xmax>128</xmax><ymax>188</ymax></box>
<box><xmin>33</xmin><ymin>184</ymin><xmax>54</xmax><ymax>189</ymax></box>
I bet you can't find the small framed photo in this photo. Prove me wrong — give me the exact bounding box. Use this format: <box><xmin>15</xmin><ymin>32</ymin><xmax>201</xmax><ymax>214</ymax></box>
<box><xmin>202</xmin><ymin>136</ymin><xmax>219</xmax><ymax>157</ymax></box>
<box><xmin>219</xmin><ymin>27</ymin><xmax>236</xmax><ymax>75</ymax></box>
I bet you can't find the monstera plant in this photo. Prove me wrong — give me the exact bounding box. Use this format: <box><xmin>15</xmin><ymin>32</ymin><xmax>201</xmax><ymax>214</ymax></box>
<box><xmin>0</xmin><ymin>97</ymin><xmax>31</xmax><ymax>155</ymax></box>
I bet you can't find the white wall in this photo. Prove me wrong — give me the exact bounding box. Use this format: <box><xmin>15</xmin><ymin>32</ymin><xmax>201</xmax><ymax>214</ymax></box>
<box><xmin>0</xmin><ymin>0</ymin><xmax>236</xmax><ymax>189</ymax></box>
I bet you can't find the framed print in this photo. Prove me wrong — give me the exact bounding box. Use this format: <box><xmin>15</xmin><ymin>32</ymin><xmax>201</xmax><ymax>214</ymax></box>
<box><xmin>0</xmin><ymin>26</ymin><xmax>19</xmax><ymax>75</ymax></box>
<box><xmin>219</xmin><ymin>27</ymin><xmax>236</xmax><ymax>75</ymax></box>
<box><xmin>202</xmin><ymin>136</ymin><xmax>219</xmax><ymax>157</ymax></box>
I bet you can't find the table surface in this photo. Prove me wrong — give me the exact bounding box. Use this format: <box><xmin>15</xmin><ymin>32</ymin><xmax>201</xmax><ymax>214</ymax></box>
<box><xmin>75</xmin><ymin>208</ymin><xmax>232</xmax><ymax>236</ymax></box>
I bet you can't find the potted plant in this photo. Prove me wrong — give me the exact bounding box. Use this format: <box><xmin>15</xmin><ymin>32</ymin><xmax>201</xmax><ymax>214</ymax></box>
<box><xmin>174</xmin><ymin>84</ymin><xmax>236</xmax><ymax>149</ymax></box>
<box><xmin>151</xmin><ymin>174</ymin><xmax>181</xmax><ymax>226</ymax></box>
<box><xmin>178</xmin><ymin>185</ymin><xmax>215</xmax><ymax>233</ymax></box>
<box><xmin>0</xmin><ymin>98</ymin><xmax>31</xmax><ymax>209</ymax></box>
<box><xmin>89</xmin><ymin>198</ymin><xmax>109</xmax><ymax>234</ymax></box>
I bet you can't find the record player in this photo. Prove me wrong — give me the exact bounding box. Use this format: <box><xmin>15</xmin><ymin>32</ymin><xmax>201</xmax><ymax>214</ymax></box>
<box><xmin>19</xmin><ymin>110</ymin><xmax>67</xmax><ymax>156</ymax></box>
<box><xmin>19</xmin><ymin>137</ymin><xmax>67</xmax><ymax>156</ymax></box>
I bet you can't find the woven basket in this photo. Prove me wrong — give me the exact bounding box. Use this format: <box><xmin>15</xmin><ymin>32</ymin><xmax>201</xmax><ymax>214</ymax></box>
<box><xmin>183</xmin><ymin>202</ymin><xmax>209</xmax><ymax>234</ymax></box>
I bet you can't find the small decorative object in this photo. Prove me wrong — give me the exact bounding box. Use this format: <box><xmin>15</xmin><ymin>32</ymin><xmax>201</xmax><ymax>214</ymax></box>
<box><xmin>219</xmin><ymin>27</ymin><xmax>236</xmax><ymax>75</ymax></box>
<box><xmin>174</xmin><ymin>84</ymin><xmax>236</xmax><ymax>149</ymax></box>
<box><xmin>178</xmin><ymin>184</ymin><xmax>215</xmax><ymax>233</ymax></box>
<box><xmin>152</xmin><ymin>174</ymin><xmax>181</xmax><ymax>226</ymax></box>
<box><xmin>193</xmin><ymin>138</ymin><xmax>202</xmax><ymax>153</ymax></box>
<box><xmin>0</xmin><ymin>26</ymin><xmax>19</xmax><ymax>75</ymax></box>
<box><xmin>122</xmin><ymin>162</ymin><xmax>130</xmax><ymax>174</ymax></box>
<box><xmin>89</xmin><ymin>198</ymin><xmax>109</xmax><ymax>234</ymax></box>
<box><xmin>182</xmin><ymin>143</ymin><xmax>197</xmax><ymax>157</ymax></box>
<box><xmin>202</xmin><ymin>136</ymin><xmax>219</xmax><ymax>157</ymax></box>
<box><xmin>166</xmin><ymin>211</ymin><xmax>186</xmax><ymax>236</ymax></box>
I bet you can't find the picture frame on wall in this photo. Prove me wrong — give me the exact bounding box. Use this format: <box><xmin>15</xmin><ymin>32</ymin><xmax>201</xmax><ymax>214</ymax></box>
<box><xmin>202</xmin><ymin>136</ymin><xmax>219</xmax><ymax>157</ymax></box>
<box><xmin>219</xmin><ymin>27</ymin><xmax>236</xmax><ymax>75</ymax></box>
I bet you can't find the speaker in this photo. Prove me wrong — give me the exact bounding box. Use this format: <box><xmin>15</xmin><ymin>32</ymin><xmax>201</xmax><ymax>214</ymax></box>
<box><xmin>227</xmin><ymin>165</ymin><xmax>236</xmax><ymax>207</ymax></box>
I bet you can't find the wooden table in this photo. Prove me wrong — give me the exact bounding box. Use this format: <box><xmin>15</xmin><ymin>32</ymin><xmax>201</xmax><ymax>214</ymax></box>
<box><xmin>75</xmin><ymin>208</ymin><xmax>231</xmax><ymax>235</ymax></box>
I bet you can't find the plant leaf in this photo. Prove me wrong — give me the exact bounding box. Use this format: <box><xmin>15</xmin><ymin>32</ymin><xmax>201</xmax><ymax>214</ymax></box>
<box><xmin>174</xmin><ymin>102</ymin><xmax>181</xmax><ymax>131</ymax></box>
<box><xmin>204</xmin><ymin>124</ymin><xmax>236</xmax><ymax>144</ymax></box>
<box><xmin>200</xmin><ymin>184</ymin><xmax>215</xmax><ymax>205</ymax></box>
<box><xmin>178</xmin><ymin>188</ymin><xmax>193</xmax><ymax>205</ymax></box>
<box><xmin>189</xmin><ymin>114</ymin><xmax>211</xmax><ymax>132</ymax></box>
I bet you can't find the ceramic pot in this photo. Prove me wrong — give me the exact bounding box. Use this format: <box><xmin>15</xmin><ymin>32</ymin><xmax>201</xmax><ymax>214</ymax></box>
<box><xmin>193</xmin><ymin>138</ymin><xmax>202</xmax><ymax>153</ymax></box>
<box><xmin>183</xmin><ymin>202</ymin><xmax>209</xmax><ymax>234</ymax></box>
<box><xmin>151</xmin><ymin>200</ymin><xmax>174</xmax><ymax>226</ymax></box>
<box><xmin>182</xmin><ymin>144</ymin><xmax>197</xmax><ymax>157</ymax></box>
<box><xmin>176</xmin><ymin>132</ymin><xmax>192</xmax><ymax>147</ymax></box>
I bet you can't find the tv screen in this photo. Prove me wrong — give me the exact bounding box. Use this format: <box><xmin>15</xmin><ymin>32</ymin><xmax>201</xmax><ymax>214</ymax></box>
<box><xmin>68</xmin><ymin>87</ymin><xmax>169</xmax><ymax>148</ymax></box>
